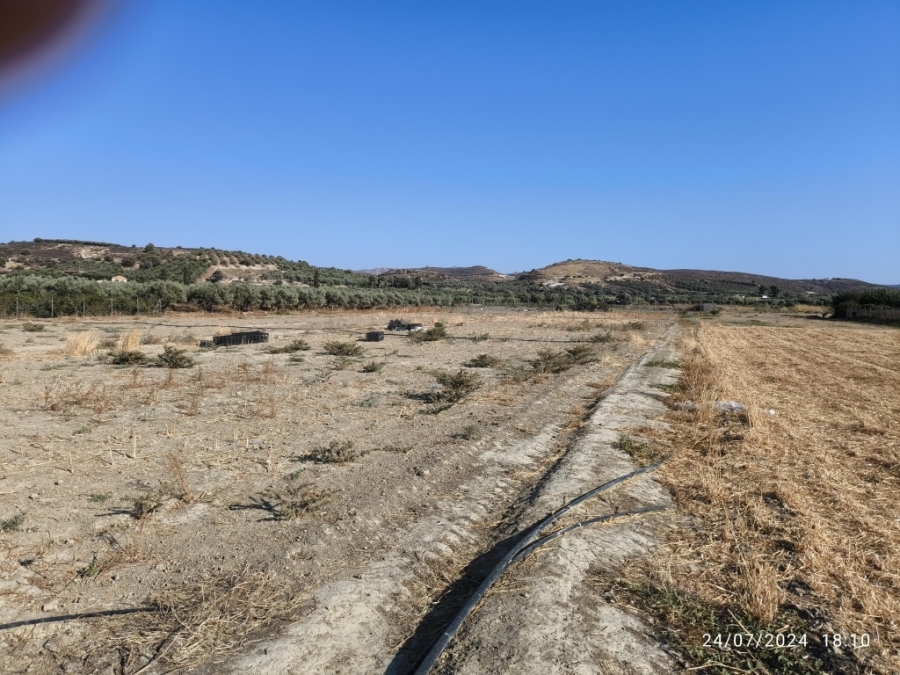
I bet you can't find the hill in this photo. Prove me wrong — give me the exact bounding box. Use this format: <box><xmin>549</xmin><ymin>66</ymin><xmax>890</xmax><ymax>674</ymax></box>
<box><xmin>381</xmin><ymin>266</ymin><xmax>509</xmax><ymax>282</ymax></box>
<box><xmin>0</xmin><ymin>238</ymin><xmax>367</xmax><ymax>287</ymax></box>
<box><xmin>518</xmin><ymin>259</ymin><xmax>876</xmax><ymax>301</ymax></box>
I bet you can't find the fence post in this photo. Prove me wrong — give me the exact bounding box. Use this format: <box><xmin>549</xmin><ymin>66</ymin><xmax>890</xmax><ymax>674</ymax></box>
<box><xmin>51</xmin><ymin>297</ymin><xmax>54</xmax><ymax>319</ymax></box>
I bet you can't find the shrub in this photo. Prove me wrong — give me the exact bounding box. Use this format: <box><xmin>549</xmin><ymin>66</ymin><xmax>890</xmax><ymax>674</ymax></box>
<box><xmin>428</xmin><ymin>369</ymin><xmax>481</xmax><ymax>404</ymax></box>
<box><xmin>267</xmin><ymin>339</ymin><xmax>310</xmax><ymax>354</ymax></box>
<box><xmin>130</xmin><ymin>493</ymin><xmax>164</xmax><ymax>519</ymax></box>
<box><xmin>109</xmin><ymin>350</ymin><xmax>149</xmax><ymax>366</ymax></box>
<box><xmin>589</xmin><ymin>331</ymin><xmax>614</xmax><ymax>343</ymax></box>
<box><xmin>308</xmin><ymin>440</ymin><xmax>358</xmax><ymax>464</ymax></box>
<box><xmin>21</xmin><ymin>322</ymin><xmax>44</xmax><ymax>332</ymax></box>
<box><xmin>408</xmin><ymin>322</ymin><xmax>447</xmax><ymax>343</ymax></box>
<box><xmin>529</xmin><ymin>345</ymin><xmax>596</xmax><ymax>374</ymax></box>
<box><xmin>155</xmin><ymin>345</ymin><xmax>195</xmax><ymax>368</ymax></box>
<box><xmin>323</xmin><ymin>341</ymin><xmax>363</xmax><ymax>357</ymax></box>
<box><xmin>465</xmin><ymin>353</ymin><xmax>500</xmax><ymax>368</ymax></box>
<box><xmin>361</xmin><ymin>361</ymin><xmax>384</xmax><ymax>373</ymax></box>
<box><xmin>1</xmin><ymin>513</ymin><xmax>25</xmax><ymax>532</ymax></box>
<box><xmin>453</xmin><ymin>424</ymin><xmax>481</xmax><ymax>441</ymax></box>
<box><xmin>264</xmin><ymin>486</ymin><xmax>328</xmax><ymax>520</ymax></box>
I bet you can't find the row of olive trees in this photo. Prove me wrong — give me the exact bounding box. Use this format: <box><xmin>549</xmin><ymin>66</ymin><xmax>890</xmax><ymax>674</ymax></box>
<box><xmin>2</xmin><ymin>273</ymin><xmax>787</xmax><ymax>317</ymax></box>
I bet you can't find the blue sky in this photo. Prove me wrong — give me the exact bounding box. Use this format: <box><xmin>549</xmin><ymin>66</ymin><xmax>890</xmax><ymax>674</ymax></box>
<box><xmin>1</xmin><ymin>1</ymin><xmax>898</xmax><ymax>282</ymax></box>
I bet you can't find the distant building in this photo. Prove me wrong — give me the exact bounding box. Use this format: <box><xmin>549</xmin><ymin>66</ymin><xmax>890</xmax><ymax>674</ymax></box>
<box><xmin>111</xmin><ymin>276</ymin><xmax>128</xmax><ymax>283</ymax></box>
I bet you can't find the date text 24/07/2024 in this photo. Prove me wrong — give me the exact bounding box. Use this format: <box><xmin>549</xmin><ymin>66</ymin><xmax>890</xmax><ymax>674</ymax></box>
<box><xmin>702</xmin><ymin>632</ymin><xmax>872</xmax><ymax>650</ymax></box>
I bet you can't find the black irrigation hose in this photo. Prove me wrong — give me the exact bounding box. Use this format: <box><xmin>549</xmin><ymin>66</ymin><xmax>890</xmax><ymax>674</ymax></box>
<box><xmin>510</xmin><ymin>505</ymin><xmax>669</xmax><ymax>565</ymax></box>
<box><xmin>412</xmin><ymin>461</ymin><xmax>665</xmax><ymax>675</ymax></box>
<box><xmin>0</xmin><ymin>607</ymin><xmax>154</xmax><ymax>631</ymax></box>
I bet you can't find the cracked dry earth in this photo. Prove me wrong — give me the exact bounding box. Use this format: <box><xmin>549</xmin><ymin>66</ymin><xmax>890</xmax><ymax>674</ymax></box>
<box><xmin>0</xmin><ymin>309</ymin><xmax>677</xmax><ymax>674</ymax></box>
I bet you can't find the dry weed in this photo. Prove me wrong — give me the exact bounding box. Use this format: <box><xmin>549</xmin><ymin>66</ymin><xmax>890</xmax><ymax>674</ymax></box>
<box><xmin>119</xmin><ymin>328</ymin><xmax>143</xmax><ymax>352</ymax></box>
<box><xmin>65</xmin><ymin>331</ymin><xmax>99</xmax><ymax>356</ymax></box>
<box><xmin>99</xmin><ymin>568</ymin><xmax>307</xmax><ymax>671</ymax></box>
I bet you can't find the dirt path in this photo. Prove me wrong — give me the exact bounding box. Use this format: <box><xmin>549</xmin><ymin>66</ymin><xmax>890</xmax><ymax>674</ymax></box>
<box><xmin>215</xmin><ymin>324</ymin><xmax>680</xmax><ymax>675</ymax></box>
<box><xmin>434</xmin><ymin>325</ymin><xmax>680</xmax><ymax>675</ymax></box>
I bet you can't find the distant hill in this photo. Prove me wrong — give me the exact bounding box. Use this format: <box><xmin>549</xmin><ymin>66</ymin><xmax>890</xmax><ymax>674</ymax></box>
<box><xmin>0</xmin><ymin>238</ymin><xmax>366</xmax><ymax>287</ymax></box>
<box><xmin>517</xmin><ymin>259</ymin><xmax>877</xmax><ymax>300</ymax></box>
<box><xmin>383</xmin><ymin>266</ymin><xmax>509</xmax><ymax>282</ymax></box>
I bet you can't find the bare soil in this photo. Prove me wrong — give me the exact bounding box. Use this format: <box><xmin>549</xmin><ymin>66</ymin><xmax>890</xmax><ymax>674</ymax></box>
<box><xmin>0</xmin><ymin>308</ymin><xmax>672</xmax><ymax>674</ymax></box>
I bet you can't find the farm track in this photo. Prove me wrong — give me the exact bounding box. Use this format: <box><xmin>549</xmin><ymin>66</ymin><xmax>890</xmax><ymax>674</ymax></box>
<box><xmin>215</xmin><ymin>324</ymin><xmax>680</xmax><ymax>675</ymax></box>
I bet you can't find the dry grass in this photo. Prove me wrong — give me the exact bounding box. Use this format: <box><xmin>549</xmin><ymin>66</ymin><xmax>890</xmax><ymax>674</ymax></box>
<box><xmin>99</xmin><ymin>567</ymin><xmax>307</xmax><ymax>672</ymax></box>
<box><xmin>119</xmin><ymin>328</ymin><xmax>144</xmax><ymax>352</ymax></box>
<box><xmin>644</xmin><ymin>322</ymin><xmax>900</xmax><ymax>669</ymax></box>
<box><xmin>43</xmin><ymin>380</ymin><xmax>113</xmax><ymax>415</ymax></box>
<box><xmin>65</xmin><ymin>331</ymin><xmax>100</xmax><ymax>356</ymax></box>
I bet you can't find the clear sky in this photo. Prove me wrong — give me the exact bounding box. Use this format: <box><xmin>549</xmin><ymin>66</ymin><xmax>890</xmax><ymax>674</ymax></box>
<box><xmin>1</xmin><ymin>1</ymin><xmax>898</xmax><ymax>282</ymax></box>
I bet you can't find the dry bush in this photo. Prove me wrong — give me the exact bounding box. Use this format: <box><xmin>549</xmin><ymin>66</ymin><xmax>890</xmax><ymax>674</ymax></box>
<box><xmin>21</xmin><ymin>321</ymin><xmax>44</xmax><ymax>332</ymax></box>
<box><xmin>119</xmin><ymin>328</ymin><xmax>143</xmax><ymax>351</ymax></box>
<box><xmin>646</xmin><ymin>323</ymin><xmax>900</xmax><ymax>669</ymax></box>
<box><xmin>528</xmin><ymin>344</ymin><xmax>596</xmax><ymax>375</ymax></box>
<box><xmin>428</xmin><ymin>369</ymin><xmax>481</xmax><ymax>404</ymax></box>
<box><xmin>464</xmin><ymin>353</ymin><xmax>500</xmax><ymax>368</ymax></box>
<box><xmin>323</xmin><ymin>341</ymin><xmax>363</xmax><ymax>357</ymax></box>
<box><xmin>100</xmin><ymin>568</ymin><xmax>306</xmax><ymax>671</ymax></box>
<box><xmin>308</xmin><ymin>439</ymin><xmax>358</xmax><ymax>463</ymax></box>
<box><xmin>266</xmin><ymin>339</ymin><xmax>310</xmax><ymax>354</ymax></box>
<box><xmin>43</xmin><ymin>380</ymin><xmax>112</xmax><ymax>414</ymax></box>
<box><xmin>156</xmin><ymin>345</ymin><xmax>194</xmax><ymax>368</ymax></box>
<box><xmin>65</xmin><ymin>331</ymin><xmax>100</xmax><ymax>356</ymax></box>
<box><xmin>261</xmin><ymin>484</ymin><xmax>328</xmax><ymax>520</ymax></box>
<box><xmin>109</xmin><ymin>350</ymin><xmax>148</xmax><ymax>366</ymax></box>
<box><xmin>408</xmin><ymin>322</ymin><xmax>447</xmax><ymax>343</ymax></box>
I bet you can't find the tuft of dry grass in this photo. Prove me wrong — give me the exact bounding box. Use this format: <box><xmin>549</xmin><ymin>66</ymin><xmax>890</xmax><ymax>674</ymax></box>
<box><xmin>119</xmin><ymin>328</ymin><xmax>143</xmax><ymax>352</ymax></box>
<box><xmin>43</xmin><ymin>380</ymin><xmax>112</xmax><ymax>414</ymax></box>
<box><xmin>65</xmin><ymin>331</ymin><xmax>99</xmax><ymax>356</ymax></box>
<box><xmin>642</xmin><ymin>322</ymin><xmax>900</xmax><ymax>669</ymax></box>
<box><xmin>99</xmin><ymin>567</ymin><xmax>307</xmax><ymax>671</ymax></box>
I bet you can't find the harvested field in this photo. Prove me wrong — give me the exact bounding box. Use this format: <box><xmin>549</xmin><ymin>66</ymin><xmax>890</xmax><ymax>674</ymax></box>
<box><xmin>0</xmin><ymin>309</ymin><xmax>670</xmax><ymax>674</ymax></box>
<box><xmin>611</xmin><ymin>319</ymin><xmax>900</xmax><ymax>673</ymax></box>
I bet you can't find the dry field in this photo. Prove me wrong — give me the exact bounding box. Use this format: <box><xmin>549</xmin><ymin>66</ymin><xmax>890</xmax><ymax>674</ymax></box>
<box><xmin>606</xmin><ymin>317</ymin><xmax>900</xmax><ymax>674</ymax></box>
<box><xmin>0</xmin><ymin>309</ymin><xmax>667</xmax><ymax>674</ymax></box>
